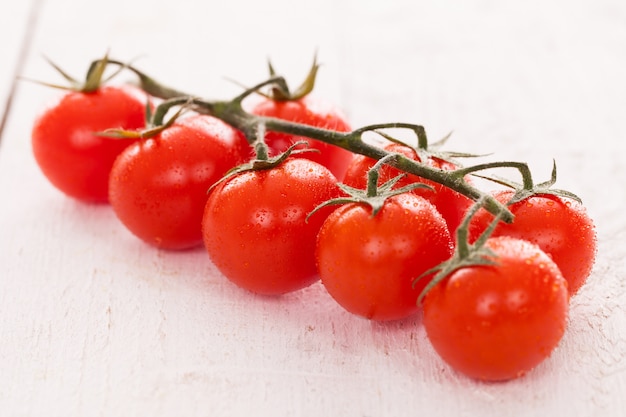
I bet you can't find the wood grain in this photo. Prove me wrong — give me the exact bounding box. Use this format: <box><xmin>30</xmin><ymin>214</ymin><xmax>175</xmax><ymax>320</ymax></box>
<box><xmin>0</xmin><ymin>0</ymin><xmax>38</xmax><ymax>141</ymax></box>
<box><xmin>1</xmin><ymin>0</ymin><xmax>625</xmax><ymax>416</ymax></box>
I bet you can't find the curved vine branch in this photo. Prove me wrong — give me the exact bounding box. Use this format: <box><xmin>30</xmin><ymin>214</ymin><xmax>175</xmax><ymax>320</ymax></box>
<box><xmin>93</xmin><ymin>58</ymin><xmax>523</xmax><ymax>223</ymax></box>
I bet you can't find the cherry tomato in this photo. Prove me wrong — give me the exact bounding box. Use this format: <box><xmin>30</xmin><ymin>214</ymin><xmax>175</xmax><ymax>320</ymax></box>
<box><xmin>422</xmin><ymin>236</ymin><xmax>569</xmax><ymax>381</ymax></box>
<box><xmin>316</xmin><ymin>193</ymin><xmax>454</xmax><ymax>321</ymax></box>
<box><xmin>202</xmin><ymin>158</ymin><xmax>342</xmax><ymax>295</ymax></box>
<box><xmin>247</xmin><ymin>96</ymin><xmax>354</xmax><ymax>180</ymax></box>
<box><xmin>342</xmin><ymin>143</ymin><xmax>473</xmax><ymax>234</ymax></box>
<box><xmin>32</xmin><ymin>86</ymin><xmax>148</xmax><ymax>202</ymax></box>
<box><xmin>109</xmin><ymin>114</ymin><xmax>250</xmax><ymax>250</ymax></box>
<box><xmin>468</xmin><ymin>190</ymin><xmax>597</xmax><ymax>295</ymax></box>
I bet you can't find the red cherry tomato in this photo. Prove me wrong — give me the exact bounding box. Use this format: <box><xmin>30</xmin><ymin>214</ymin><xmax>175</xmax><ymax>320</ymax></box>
<box><xmin>202</xmin><ymin>158</ymin><xmax>342</xmax><ymax>295</ymax></box>
<box><xmin>316</xmin><ymin>193</ymin><xmax>454</xmax><ymax>321</ymax></box>
<box><xmin>422</xmin><ymin>236</ymin><xmax>569</xmax><ymax>381</ymax></box>
<box><xmin>32</xmin><ymin>86</ymin><xmax>148</xmax><ymax>202</ymax></box>
<box><xmin>248</xmin><ymin>96</ymin><xmax>354</xmax><ymax>180</ymax></box>
<box><xmin>109</xmin><ymin>114</ymin><xmax>250</xmax><ymax>250</ymax></box>
<box><xmin>468</xmin><ymin>190</ymin><xmax>597</xmax><ymax>295</ymax></box>
<box><xmin>342</xmin><ymin>143</ymin><xmax>473</xmax><ymax>234</ymax></box>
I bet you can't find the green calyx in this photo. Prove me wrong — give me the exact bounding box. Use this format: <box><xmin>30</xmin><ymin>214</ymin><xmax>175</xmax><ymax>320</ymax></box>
<box><xmin>221</xmin><ymin>53</ymin><xmax>319</xmax><ymax>102</ymax></box>
<box><xmin>265</xmin><ymin>53</ymin><xmax>320</xmax><ymax>101</ymax></box>
<box><xmin>207</xmin><ymin>122</ymin><xmax>319</xmax><ymax>194</ymax></box>
<box><xmin>96</xmin><ymin>98</ymin><xmax>186</xmax><ymax>140</ymax></box>
<box><xmin>25</xmin><ymin>51</ymin><xmax>126</xmax><ymax>93</ymax></box>
<box><xmin>415</xmin><ymin>197</ymin><xmax>503</xmax><ymax>305</ymax></box>
<box><xmin>475</xmin><ymin>159</ymin><xmax>582</xmax><ymax>205</ymax></box>
<box><xmin>307</xmin><ymin>154</ymin><xmax>431</xmax><ymax>221</ymax></box>
<box><xmin>375</xmin><ymin>127</ymin><xmax>484</xmax><ymax>169</ymax></box>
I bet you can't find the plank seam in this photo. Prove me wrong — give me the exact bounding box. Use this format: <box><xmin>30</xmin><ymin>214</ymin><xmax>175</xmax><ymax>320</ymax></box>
<box><xmin>0</xmin><ymin>0</ymin><xmax>44</xmax><ymax>148</ymax></box>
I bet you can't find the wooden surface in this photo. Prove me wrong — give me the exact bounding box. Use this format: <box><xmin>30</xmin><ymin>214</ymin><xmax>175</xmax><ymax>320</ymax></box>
<box><xmin>1</xmin><ymin>0</ymin><xmax>625</xmax><ymax>416</ymax></box>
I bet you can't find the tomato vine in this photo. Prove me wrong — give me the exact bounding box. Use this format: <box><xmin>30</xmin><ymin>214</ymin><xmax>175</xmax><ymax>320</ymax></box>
<box><xmin>89</xmin><ymin>57</ymin><xmax>538</xmax><ymax>223</ymax></box>
<box><xmin>29</xmin><ymin>54</ymin><xmax>598</xmax><ymax>381</ymax></box>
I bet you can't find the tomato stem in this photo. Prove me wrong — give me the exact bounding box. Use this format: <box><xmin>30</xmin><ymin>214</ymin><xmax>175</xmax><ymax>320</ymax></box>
<box><xmin>151</xmin><ymin>97</ymin><xmax>190</xmax><ymax>126</ymax></box>
<box><xmin>415</xmin><ymin>197</ymin><xmax>501</xmax><ymax>305</ymax></box>
<box><xmin>91</xmin><ymin>58</ymin><xmax>556</xmax><ymax>222</ymax></box>
<box><xmin>454</xmin><ymin>161</ymin><xmax>535</xmax><ymax>190</ymax></box>
<box><xmin>253</xmin><ymin>122</ymin><xmax>270</xmax><ymax>161</ymax></box>
<box><xmin>367</xmin><ymin>155</ymin><xmax>395</xmax><ymax>198</ymax></box>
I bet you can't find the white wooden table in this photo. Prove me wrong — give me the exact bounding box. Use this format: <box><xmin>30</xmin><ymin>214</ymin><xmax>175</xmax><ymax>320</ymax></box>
<box><xmin>1</xmin><ymin>0</ymin><xmax>625</xmax><ymax>416</ymax></box>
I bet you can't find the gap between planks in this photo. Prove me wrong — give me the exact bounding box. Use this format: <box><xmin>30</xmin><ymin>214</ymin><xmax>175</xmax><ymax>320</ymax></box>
<box><xmin>0</xmin><ymin>0</ymin><xmax>44</xmax><ymax>148</ymax></box>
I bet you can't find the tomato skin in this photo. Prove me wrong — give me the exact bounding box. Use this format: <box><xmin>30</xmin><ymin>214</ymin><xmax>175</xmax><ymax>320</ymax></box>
<box><xmin>422</xmin><ymin>236</ymin><xmax>569</xmax><ymax>381</ymax></box>
<box><xmin>248</xmin><ymin>96</ymin><xmax>354</xmax><ymax>180</ymax></box>
<box><xmin>202</xmin><ymin>158</ymin><xmax>342</xmax><ymax>295</ymax></box>
<box><xmin>31</xmin><ymin>86</ymin><xmax>148</xmax><ymax>202</ymax></box>
<box><xmin>468</xmin><ymin>190</ymin><xmax>597</xmax><ymax>295</ymax></box>
<box><xmin>342</xmin><ymin>143</ymin><xmax>473</xmax><ymax>234</ymax></box>
<box><xmin>316</xmin><ymin>194</ymin><xmax>454</xmax><ymax>321</ymax></box>
<box><xmin>109</xmin><ymin>114</ymin><xmax>250</xmax><ymax>250</ymax></box>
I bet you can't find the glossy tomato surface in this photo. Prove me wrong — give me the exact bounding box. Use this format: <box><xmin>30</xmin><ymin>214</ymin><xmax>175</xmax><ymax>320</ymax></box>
<box><xmin>202</xmin><ymin>158</ymin><xmax>342</xmax><ymax>295</ymax></box>
<box><xmin>32</xmin><ymin>86</ymin><xmax>148</xmax><ymax>202</ymax></box>
<box><xmin>422</xmin><ymin>236</ymin><xmax>569</xmax><ymax>381</ymax></box>
<box><xmin>316</xmin><ymin>193</ymin><xmax>454</xmax><ymax>321</ymax></box>
<box><xmin>343</xmin><ymin>143</ymin><xmax>473</xmax><ymax>234</ymax></box>
<box><xmin>468</xmin><ymin>190</ymin><xmax>597</xmax><ymax>295</ymax></box>
<box><xmin>109</xmin><ymin>114</ymin><xmax>250</xmax><ymax>250</ymax></box>
<box><xmin>248</xmin><ymin>96</ymin><xmax>354</xmax><ymax>180</ymax></box>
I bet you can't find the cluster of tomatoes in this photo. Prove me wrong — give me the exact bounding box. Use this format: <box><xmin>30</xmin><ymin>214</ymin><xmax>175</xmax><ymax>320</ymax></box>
<box><xmin>30</xmin><ymin>58</ymin><xmax>597</xmax><ymax>382</ymax></box>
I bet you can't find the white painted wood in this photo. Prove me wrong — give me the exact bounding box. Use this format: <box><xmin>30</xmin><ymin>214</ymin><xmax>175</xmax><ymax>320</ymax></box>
<box><xmin>0</xmin><ymin>0</ymin><xmax>34</xmax><ymax>130</ymax></box>
<box><xmin>1</xmin><ymin>0</ymin><xmax>625</xmax><ymax>416</ymax></box>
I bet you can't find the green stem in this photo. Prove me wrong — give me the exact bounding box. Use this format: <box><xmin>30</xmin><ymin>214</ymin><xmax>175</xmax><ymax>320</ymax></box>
<box><xmin>151</xmin><ymin>97</ymin><xmax>191</xmax><ymax>126</ymax></box>
<box><xmin>94</xmin><ymin>58</ymin><xmax>525</xmax><ymax>222</ymax></box>
<box><xmin>454</xmin><ymin>161</ymin><xmax>535</xmax><ymax>190</ymax></box>
<box><xmin>367</xmin><ymin>154</ymin><xmax>397</xmax><ymax>198</ymax></box>
<box><xmin>253</xmin><ymin>122</ymin><xmax>270</xmax><ymax>161</ymax></box>
<box><xmin>455</xmin><ymin>200</ymin><xmax>484</xmax><ymax>259</ymax></box>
